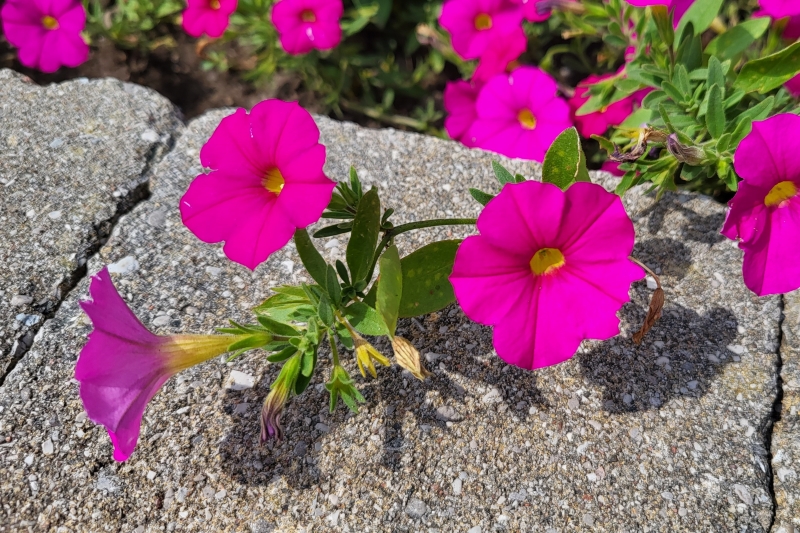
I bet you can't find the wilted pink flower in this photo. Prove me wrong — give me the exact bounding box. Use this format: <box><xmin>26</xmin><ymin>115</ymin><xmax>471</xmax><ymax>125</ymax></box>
<box><xmin>569</xmin><ymin>73</ymin><xmax>637</xmax><ymax>138</ymax></box>
<box><xmin>181</xmin><ymin>100</ymin><xmax>336</xmax><ymax>270</ymax></box>
<box><xmin>450</xmin><ymin>181</ymin><xmax>644</xmax><ymax>369</ymax></box>
<box><xmin>76</xmin><ymin>268</ymin><xmax>252</xmax><ymax>461</ymax></box>
<box><xmin>625</xmin><ymin>0</ymin><xmax>695</xmax><ymax>23</ymax></box>
<box><xmin>182</xmin><ymin>0</ymin><xmax>238</xmax><ymax>38</ymax></box>
<box><xmin>0</xmin><ymin>0</ymin><xmax>88</xmax><ymax>73</ymax></box>
<box><xmin>517</xmin><ymin>0</ymin><xmax>581</xmax><ymax>22</ymax></box>
<box><xmin>472</xmin><ymin>30</ymin><xmax>527</xmax><ymax>84</ymax></box>
<box><xmin>271</xmin><ymin>0</ymin><xmax>343</xmax><ymax>55</ymax></box>
<box><xmin>466</xmin><ymin>67</ymin><xmax>572</xmax><ymax>162</ymax></box>
<box><xmin>444</xmin><ymin>80</ymin><xmax>481</xmax><ymax>145</ymax></box>
<box><xmin>722</xmin><ymin>114</ymin><xmax>800</xmax><ymax>296</ymax></box>
<box><xmin>439</xmin><ymin>0</ymin><xmax>524</xmax><ymax>60</ymax></box>
<box><xmin>758</xmin><ymin>0</ymin><xmax>800</xmax><ymax>18</ymax></box>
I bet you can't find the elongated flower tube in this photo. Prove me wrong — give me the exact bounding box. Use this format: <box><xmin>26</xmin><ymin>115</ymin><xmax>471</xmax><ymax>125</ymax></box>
<box><xmin>75</xmin><ymin>267</ymin><xmax>258</xmax><ymax>461</ymax></box>
<box><xmin>261</xmin><ymin>353</ymin><xmax>301</xmax><ymax>442</ymax></box>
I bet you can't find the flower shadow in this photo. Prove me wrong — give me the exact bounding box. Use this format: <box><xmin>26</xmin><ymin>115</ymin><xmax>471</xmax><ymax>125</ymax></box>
<box><xmin>639</xmin><ymin>194</ymin><xmax>727</xmax><ymax>246</ymax></box>
<box><xmin>578</xmin><ymin>300</ymin><xmax>738</xmax><ymax>413</ymax></box>
<box><xmin>632</xmin><ymin>237</ymin><xmax>693</xmax><ymax>281</ymax></box>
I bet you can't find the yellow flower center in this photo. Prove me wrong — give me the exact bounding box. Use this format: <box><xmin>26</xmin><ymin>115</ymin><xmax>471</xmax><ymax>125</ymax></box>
<box><xmin>518</xmin><ymin>108</ymin><xmax>537</xmax><ymax>130</ymax></box>
<box><xmin>530</xmin><ymin>248</ymin><xmax>565</xmax><ymax>276</ymax></box>
<box><xmin>765</xmin><ymin>181</ymin><xmax>797</xmax><ymax>207</ymax></box>
<box><xmin>474</xmin><ymin>13</ymin><xmax>492</xmax><ymax>30</ymax></box>
<box><xmin>263</xmin><ymin>168</ymin><xmax>285</xmax><ymax>195</ymax></box>
<box><xmin>209</xmin><ymin>0</ymin><xmax>221</xmax><ymax>9</ymax></box>
<box><xmin>301</xmin><ymin>9</ymin><xmax>316</xmax><ymax>22</ymax></box>
<box><xmin>41</xmin><ymin>16</ymin><xmax>59</xmax><ymax>30</ymax></box>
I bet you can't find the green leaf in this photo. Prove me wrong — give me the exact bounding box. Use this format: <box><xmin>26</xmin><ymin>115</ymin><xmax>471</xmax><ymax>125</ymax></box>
<box><xmin>542</xmin><ymin>127</ymin><xmax>591</xmax><ymax>190</ymax></box>
<box><xmin>317</xmin><ymin>292</ymin><xmax>335</xmax><ymax>327</ymax></box>
<box><xmin>706</xmin><ymin>57</ymin><xmax>725</xmax><ymax>94</ymax></box>
<box><xmin>294</xmin><ymin>229</ymin><xmax>328</xmax><ymax>287</ymax></box>
<box><xmin>705</xmin><ymin>17</ymin><xmax>770</xmax><ymax>62</ymax></box>
<box><xmin>376</xmin><ymin>245</ymin><xmax>402</xmax><ymax>337</ymax></box>
<box><xmin>676</xmin><ymin>0</ymin><xmax>724</xmax><ymax>43</ymax></box>
<box><xmin>492</xmin><ymin>161</ymin><xmax>515</xmax><ymax>185</ymax></box>
<box><xmin>735</xmin><ymin>42</ymin><xmax>800</xmax><ymax>94</ymax></box>
<box><xmin>469</xmin><ymin>188</ymin><xmax>495</xmax><ymax>206</ymax></box>
<box><xmin>300</xmin><ymin>348</ymin><xmax>316</xmax><ymax>377</ymax></box>
<box><xmin>398</xmin><ymin>240</ymin><xmax>460</xmax><ymax>318</ymax></box>
<box><xmin>256</xmin><ymin>316</ymin><xmax>301</xmax><ymax>337</ymax></box>
<box><xmin>267</xmin><ymin>346</ymin><xmax>297</xmax><ymax>363</ymax></box>
<box><xmin>313</xmin><ymin>223</ymin><xmax>352</xmax><ymax>238</ymax></box>
<box><xmin>335</xmin><ymin>260</ymin><xmax>351</xmax><ymax>286</ymax></box>
<box><xmin>343</xmin><ymin>301</ymin><xmax>389</xmax><ymax>336</ymax></box>
<box><xmin>706</xmin><ymin>84</ymin><xmax>726</xmax><ymax>139</ymax></box>
<box><xmin>325</xmin><ymin>265</ymin><xmax>342</xmax><ymax>305</ymax></box>
<box><xmin>651</xmin><ymin>5</ymin><xmax>674</xmax><ymax>49</ymax></box>
<box><xmin>730</xmin><ymin>118</ymin><xmax>754</xmax><ymax>146</ymax></box>
<box><xmin>346</xmin><ymin>188</ymin><xmax>381</xmax><ymax>284</ymax></box>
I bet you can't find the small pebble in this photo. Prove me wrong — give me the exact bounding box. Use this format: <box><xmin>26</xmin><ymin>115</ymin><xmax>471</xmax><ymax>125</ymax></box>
<box><xmin>42</xmin><ymin>440</ymin><xmax>54</xmax><ymax>455</ymax></box>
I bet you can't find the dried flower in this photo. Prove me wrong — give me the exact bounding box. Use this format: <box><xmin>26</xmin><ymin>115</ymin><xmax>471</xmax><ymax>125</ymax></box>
<box><xmin>260</xmin><ymin>355</ymin><xmax>301</xmax><ymax>443</ymax></box>
<box><xmin>666</xmin><ymin>134</ymin><xmax>706</xmax><ymax>165</ymax></box>
<box><xmin>391</xmin><ymin>337</ymin><xmax>433</xmax><ymax>381</ymax></box>
<box><xmin>450</xmin><ymin>180</ymin><xmax>644</xmax><ymax>369</ymax></box>
<box><xmin>75</xmin><ymin>268</ymin><xmax>254</xmax><ymax>461</ymax></box>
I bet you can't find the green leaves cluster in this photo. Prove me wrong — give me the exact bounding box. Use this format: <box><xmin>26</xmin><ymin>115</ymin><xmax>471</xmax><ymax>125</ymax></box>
<box><xmin>584</xmin><ymin>2</ymin><xmax>800</xmax><ymax>197</ymax></box>
<box><xmin>83</xmin><ymin>0</ymin><xmax>184</xmax><ymax>50</ymax></box>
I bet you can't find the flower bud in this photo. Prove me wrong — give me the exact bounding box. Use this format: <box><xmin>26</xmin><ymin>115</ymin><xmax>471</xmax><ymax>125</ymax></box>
<box><xmin>391</xmin><ymin>337</ymin><xmax>432</xmax><ymax>381</ymax></box>
<box><xmin>260</xmin><ymin>354</ymin><xmax>301</xmax><ymax>443</ymax></box>
<box><xmin>354</xmin><ymin>336</ymin><xmax>390</xmax><ymax>378</ymax></box>
<box><xmin>666</xmin><ymin>134</ymin><xmax>706</xmax><ymax>165</ymax></box>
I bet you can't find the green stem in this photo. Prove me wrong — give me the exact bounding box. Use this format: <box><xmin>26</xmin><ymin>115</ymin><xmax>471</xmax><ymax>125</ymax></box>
<box><xmin>328</xmin><ymin>331</ymin><xmax>340</xmax><ymax>367</ymax></box>
<box><xmin>365</xmin><ymin>217</ymin><xmax>477</xmax><ymax>283</ymax></box>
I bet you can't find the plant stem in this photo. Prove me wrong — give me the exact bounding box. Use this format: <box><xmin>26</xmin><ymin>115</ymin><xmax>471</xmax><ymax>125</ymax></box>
<box><xmin>365</xmin><ymin>217</ymin><xmax>477</xmax><ymax>284</ymax></box>
<box><xmin>629</xmin><ymin>256</ymin><xmax>661</xmax><ymax>289</ymax></box>
<box><xmin>328</xmin><ymin>331</ymin><xmax>340</xmax><ymax>367</ymax></box>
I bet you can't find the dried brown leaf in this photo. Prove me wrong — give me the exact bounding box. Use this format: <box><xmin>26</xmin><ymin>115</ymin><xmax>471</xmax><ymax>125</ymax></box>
<box><xmin>633</xmin><ymin>287</ymin><xmax>665</xmax><ymax>345</ymax></box>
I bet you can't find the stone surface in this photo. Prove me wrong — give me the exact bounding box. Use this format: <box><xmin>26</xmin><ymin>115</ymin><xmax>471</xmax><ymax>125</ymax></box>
<box><xmin>0</xmin><ymin>70</ymin><xmax>181</xmax><ymax>377</ymax></box>
<box><xmin>773</xmin><ymin>289</ymin><xmax>800</xmax><ymax>532</ymax></box>
<box><xmin>0</xmin><ymin>101</ymin><xmax>786</xmax><ymax>532</ymax></box>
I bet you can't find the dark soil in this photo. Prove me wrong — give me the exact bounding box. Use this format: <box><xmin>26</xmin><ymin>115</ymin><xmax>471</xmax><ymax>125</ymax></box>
<box><xmin>0</xmin><ymin>34</ymin><xmax>323</xmax><ymax>120</ymax></box>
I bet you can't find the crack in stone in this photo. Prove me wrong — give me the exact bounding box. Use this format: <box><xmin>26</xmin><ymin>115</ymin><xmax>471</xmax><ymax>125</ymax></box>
<box><xmin>0</xmin><ymin>132</ymin><xmax>180</xmax><ymax>387</ymax></box>
<box><xmin>767</xmin><ymin>295</ymin><xmax>786</xmax><ymax>532</ymax></box>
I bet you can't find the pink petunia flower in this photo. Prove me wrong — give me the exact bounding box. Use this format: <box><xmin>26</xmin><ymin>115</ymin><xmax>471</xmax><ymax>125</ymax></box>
<box><xmin>472</xmin><ymin>30</ymin><xmax>527</xmax><ymax>84</ymax></box>
<box><xmin>0</xmin><ymin>0</ymin><xmax>89</xmax><ymax>73</ymax></box>
<box><xmin>466</xmin><ymin>67</ymin><xmax>572</xmax><ymax>162</ymax></box>
<box><xmin>569</xmin><ymin>73</ymin><xmax>637</xmax><ymax>138</ymax></box>
<box><xmin>786</xmin><ymin>75</ymin><xmax>800</xmax><ymax>98</ymax></box>
<box><xmin>182</xmin><ymin>0</ymin><xmax>238</xmax><ymax>38</ymax></box>
<box><xmin>722</xmin><ymin>114</ymin><xmax>800</xmax><ymax>296</ymax></box>
<box><xmin>450</xmin><ymin>180</ymin><xmax>644</xmax><ymax>369</ymax></box>
<box><xmin>444</xmin><ymin>80</ymin><xmax>481</xmax><ymax>145</ymax></box>
<box><xmin>181</xmin><ymin>100</ymin><xmax>336</xmax><ymax>270</ymax></box>
<box><xmin>516</xmin><ymin>0</ymin><xmax>581</xmax><ymax>22</ymax></box>
<box><xmin>76</xmin><ymin>268</ymin><xmax>253</xmax><ymax>461</ymax></box>
<box><xmin>625</xmin><ymin>0</ymin><xmax>695</xmax><ymax>24</ymax></box>
<box><xmin>759</xmin><ymin>0</ymin><xmax>800</xmax><ymax>18</ymax></box>
<box><xmin>439</xmin><ymin>0</ymin><xmax>524</xmax><ymax>60</ymax></box>
<box><xmin>271</xmin><ymin>0</ymin><xmax>343</xmax><ymax>55</ymax></box>
<box><xmin>601</xmin><ymin>160</ymin><xmax>625</xmax><ymax>177</ymax></box>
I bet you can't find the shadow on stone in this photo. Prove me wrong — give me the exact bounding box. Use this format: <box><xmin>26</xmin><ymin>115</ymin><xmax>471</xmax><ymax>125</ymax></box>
<box><xmin>579</xmin><ymin>302</ymin><xmax>738</xmax><ymax>413</ymax></box>
<box><xmin>640</xmin><ymin>194</ymin><xmax>726</xmax><ymax>246</ymax></box>
<box><xmin>633</xmin><ymin>237</ymin><xmax>693</xmax><ymax>281</ymax></box>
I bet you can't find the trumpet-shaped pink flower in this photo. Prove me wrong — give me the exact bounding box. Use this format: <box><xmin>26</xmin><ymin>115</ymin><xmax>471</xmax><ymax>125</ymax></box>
<box><xmin>569</xmin><ymin>73</ymin><xmax>637</xmax><ymax>138</ymax></box>
<box><xmin>444</xmin><ymin>80</ymin><xmax>481</xmax><ymax>145</ymax></box>
<box><xmin>181</xmin><ymin>100</ymin><xmax>336</xmax><ymax>270</ymax></box>
<box><xmin>0</xmin><ymin>0</ymin><xmax>88</xmax><ymax>73</ymax></box>
<box><xmin>182</xmin><ymin>0</ymin><xmax>238</xmax><ymax>38</ymax></box>
<box><xmin>722</xmin><ymin>114</ymin><xmax>800</xmax><ymax>296</ymax></box>
<box><xmin>76</xmin><ymin>268</ymin><xmax>251</xmax><ymax>461</ymax></box>
<box><xmin>466</xmin><ymin>67</ymin><xmax>572</xmax><ymax>162</ymax></box>
<box><xmin>472</xmin><ymin>30</ymin><xmax>527</xmax><ymax>84</ymax></box>
<box><xmin>625</xmin><ymin>0</ymin><xmax>695</xmax><ymax>23</ymax></box>
<box><xmin>759</xmin><ymin>0</ymin><xmax>800</xmax><ymax>18</ymax></box>
<box><xmin>439</xmin><ymin>0</ymin><xmax>524</xmax><ymax>60</ymax></box>
<box><xmin>451</xmin><ymin>180</ymin><xmax>644</xmax><ymax>369</ymax></box>
<box><xmin>271</xmin><ymin>0</ymin><xmax>343</xmax><ymax>55</ymax></box>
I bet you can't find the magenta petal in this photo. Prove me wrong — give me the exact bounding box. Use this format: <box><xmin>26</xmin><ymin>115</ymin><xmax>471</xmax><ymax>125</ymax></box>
<box><xmin>222</xmin><ymin>199</ymin><xmax>298</xmax><ymax>270</ymax></box>
<box><xmin>734</xmin><ymin>114</ymin><xmax>800</xmax><ymax>185</ymax></box>
<box><xmin>200</xmin><ymin>108</ymin><xmax>263</xmax><ymax>175</ymax></box>
<box><xmin>740</xmin><ymin>198</ymin><xmax>800</xmax><ymax>295</ymax></box>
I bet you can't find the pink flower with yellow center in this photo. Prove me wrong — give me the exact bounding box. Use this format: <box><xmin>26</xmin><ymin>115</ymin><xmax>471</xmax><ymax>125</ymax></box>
<box><xmin>472</xmin><ymin>29</ymin><xmax>527</xmax><ymax>84</ymax></box>
<box><xmin>722</xmin><ymin>114</ymin><xmax>800</xmax><ymax>296</ymax></box>
<box><xmin>759</xmin><ymin>0</ymin><xmax>800</xmax><ymax>18</ymax></box>
<box><xmin>75</xmin><ymin>268</ymin><xmax>255</xmax><ymax>461</ymax></box>
<box><xmin>466</xmin><ymin>67</ymin><xmax>572</xmax><ymax>162</ymax></box>
<box><xmin>180</xmin><ymin>99</ymin><xmax>336</xmax><ymax>270</ymax></box>
<box><xmin>0</xmin><ymin>0</ymin><xmax>88</xmax><ymax>73</ymax></box>
<box><xmin>182</xmin><ymin>0</ymin><xmax>238</xmax><ymax>38</ymax></box>
<box><xmin>450</xmin><ymin>180</ymin><xmax>644</xmax><ymax>369</ymax></box>
<box><xmin>439</xmin><ymin>0</ymin><xmax>524</xmax><ymax>60</ymax></box>
<box><xmin>444</xmin><ymin>80</ymin><xmax>481</xmax><ymax>146</ymax></box>
<box><xmin>271</xmin><ymin>0</ymin><xmax>343</xmax><ymax>55</ymax></box>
